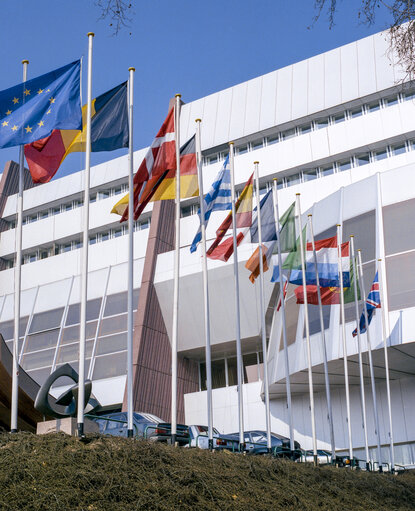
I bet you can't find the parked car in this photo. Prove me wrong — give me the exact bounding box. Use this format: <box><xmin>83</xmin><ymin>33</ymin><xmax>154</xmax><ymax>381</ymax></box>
<box><xmin>226</xmin><ymin>430</ymin><xmax>302</xmax><ymax>458</ymax></box>
<box><xmin>299</xmin><ymin>449</ymin><xmax>333</xmax><ymax>465</ymax></box>
<box><xmin>146</xmin><ymin>422</ymin><xmax>190</xmax><ymax>446</ymax></box>
<box><xmin>187</xmin><ymin>425</ymin><xmax>239</xmax><ymax>451</ymax></box>
<box><xmin>91</xmin><ymin>411</ymin><xmax>163</xmax><ymax>438</ymax></box>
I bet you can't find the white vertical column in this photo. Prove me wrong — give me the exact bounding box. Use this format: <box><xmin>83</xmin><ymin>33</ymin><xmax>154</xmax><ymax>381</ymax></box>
<box><xmin>308</xmin><ymin>214</ymin><xmax>336</xmax><ymax>462</ymax></box>
<box><xmin>272</xmin><ymin>180</ymin><xmax>294</xmax><ymax>453</ymax></box>
<box><xmin>11</xmin><ymin>59</ymin><xmax>29</xmax><ymax>433</ymax></box>
<box><xmin>337</xmin><ymin>224</ymin><xmax>353</xmax><ymax>463</ymax></box>
<box><xmin>350</xmin><ymin>236</ymin><xmax>369</xmax><ymax>468</ymax></box>
<box><xmin>195</xmin><ymin>119</ymin><xmax>213</xmax><ymax>449</ymax></box>
<box><xmin>296</xmin><ymin>193</ymin><xmax>317</xmax><ymax>465</ymax></box>
<box><xmin>127</xmin><ymin>67</ymin><xmax>135</xmax><ymax>437</ymax></box>
<box><xmin>357</xmin><ymin>250</ymin><xmax>383</xmax><ymax>471</ymax></box>
<box><xmin>253</xmin><ymin>162</ymin><xmax>271</xmax><ymax>451</ymax></box>
<box><xmin>77</xmin><ymin>32</ymin><xmax>94</xmax><ymax>437</ymax></box>
<box><xmin>378</xmin><ymin>257</ymin><xmax>395</xmax><ymax>472</ymax></box>
<box><xmin>229</xmin><ymin>142</ymin><xmax>244</xmax><ymax>451</ymax></box>
<box><xmin>171</xmin><ymin>94</ymin><xmax>181</xmax><ymax>445</ymax></box>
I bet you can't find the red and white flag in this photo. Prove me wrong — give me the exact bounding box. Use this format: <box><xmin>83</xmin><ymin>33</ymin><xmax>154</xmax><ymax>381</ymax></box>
<box><xmin>119</xmin><ymin>106</ymin><xmax>176</xmax><ymax>221</ymax></box>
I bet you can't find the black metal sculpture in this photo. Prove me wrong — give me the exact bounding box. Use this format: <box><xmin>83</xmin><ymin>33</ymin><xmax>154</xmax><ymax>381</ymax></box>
<box><xmin>34</xmin><ymin>363</ymin><xmax>101</xmax><ymax>418</ymax></box>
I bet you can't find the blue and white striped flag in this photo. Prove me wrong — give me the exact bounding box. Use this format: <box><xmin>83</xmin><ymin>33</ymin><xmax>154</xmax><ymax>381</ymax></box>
<box><xmin>190</xmin><ymin>156</ymin><xmax>231</xmax><ymax>253</ymax></box>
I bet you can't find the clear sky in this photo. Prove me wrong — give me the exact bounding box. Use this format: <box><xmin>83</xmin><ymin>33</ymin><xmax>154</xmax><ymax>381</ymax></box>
<box><xmin>0</xmin><ymin>0</ymin><xmax>392</xmax><ymax>178</ymax></box>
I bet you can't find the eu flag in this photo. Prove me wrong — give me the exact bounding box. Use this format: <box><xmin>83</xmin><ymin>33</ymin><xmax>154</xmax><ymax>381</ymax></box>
<box><xmin>0</xmin><ymin>60</ymin><xmax>81</xmax><ymax>149</ymax></box>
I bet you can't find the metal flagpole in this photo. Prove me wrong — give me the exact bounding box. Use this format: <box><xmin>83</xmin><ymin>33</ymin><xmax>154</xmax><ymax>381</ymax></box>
<box><xmin>77</xmin><ymin>32</ymin><xmax>94</xmax><ymax>438</ymax></box>
<box><xmin>11</xmin><ymin>59</ymin><xmax>29</xmax><ymax>433</ymax></box>
<box><xmin>272</xmin><ymin>180</ymin><xmax>294</xmax><ymax>454</ymax></box>
<box><xmin>229</xmin><ymin>142</ymin><xmax>244</xmax><ymax>451</ymax></box>
<box><xmin>170</xmin><ymin>93</ymin><xmax>182</xmax><ymax>446</ymax></box>
<box><xmin>357</xmin><ymin>250</ymin><xmax>383</xmax><ymax>472</ymax></box>
<box><xmin>195</xmin><ymin>119</ymin><xmax>214</xmax><ymax>450</ymax></box>
<box><xmin>378</xmin><ymin>257</ymin><xmax>395</xmax><ymax>472</ymax></box>
<box><xmin>253</xmin><ymin>162</ymin><xmax>271</xmax><ymax>453</ymax></box>
<box><xmin>308</xmin><ymin>214</ymin><xmax>336</xmax><ymax>462</ymax></box>
<box><xmin>350</xmin><ymin>236</ymin><xmax>370</xmax><ymax>470</ymax></box>
<box><xmin>337</xmin><ymin>224</ymin><xmax>353</xmax><ymax>463</ymax></box>
<box><xmin>296</xmin><ymin>193</ymin><xmax>317</xmax><ymax>466</ymax></box>
<box><xmin>126</xmin><ymin>67</ymin><xmax>135</xmax><ymax>438</ymax></box>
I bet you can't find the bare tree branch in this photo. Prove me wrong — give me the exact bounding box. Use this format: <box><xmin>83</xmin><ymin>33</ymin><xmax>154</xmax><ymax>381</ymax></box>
<box><xmin>95</xmin><ymin>0</ymin><xmax>133</xmax><ymax>35</ymax></box>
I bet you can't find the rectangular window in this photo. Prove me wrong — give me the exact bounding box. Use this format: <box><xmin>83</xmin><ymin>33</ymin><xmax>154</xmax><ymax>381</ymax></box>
<box><xmin>314</xmin><ymin>118</ymin><xmax>329</xmax><ymax>130</ymax></box>
<box><xmin>332</xmin><ymin>113</ymin><xmax>345</xmax><ymax>124</ymax></box>
<box><xmin>39</xmin><ymin>211</ymin><xmax>49</xmax><ymax>220</ymax></box>
<box><xmin>98</xmin><ymin>190</ymin><xmax>110</xmax><ymax>200</ymax></box>
<box><xmin>367</xmin><ymin>101</ymin><xmax>380</xmax><ymax>113</ymax></box>
<box><xmin>99</xmin><ymin>313</ymin><xmax>127</xmax><ymax>337</ymax></box>
<box><xmin>286</xmin><ymin>174</ymin><xmax>301</xmax><ymax>187</ymax></box>
<box><xmin>22</xmin><ymin>348</ymin><xmax>55</xmax><ymax>371</ymax></box>
<box><xmin>243</xmin><ymin>353</ymin><xmax>260</xmax><ymax>383</ymax></box>
<box><xmin>40</xmin><ymin>250</ymin><xmax>48</xmax><ymax>260</ymax></box>
<box><xmin>52</xmin><ymin>206</ymin><xmax>61</xmax><ymax>216</ymax></box>
<box><xmin>101</xmin><ymin>232</ymin><xmax>109</xmax><ymax>242</ymax></box>
<box><xmin>384</xmin><ymin>96</ymin><xmax>398</xmax><ymax>107</ymax></box>
<box><xmin>62</xmin><ymin>243</ymin><xmax>72</xmax><ymax>253</ymax></box>
<box><xmin>61</xmin><ymin>321</ymin><xmax>97</xmax><ymax>344</ymax></box>
<box><xmin>281</xmin><ymin>128</ymin><xmax>295</xmax><ymax>140</ymax></box>
<box><xmin>93</xmin><ymin>351</ymin><xmax>127</xmax><ymax>380</ymax></box>
<box><xmin>403</xmin><ymin>91</ymin><xmax>415</xmax><ymax>102</ymax></box>
<box><xmin>96</xmin><ymin>332</ymin><xmax>127</xmax><ymax>356</ymax></box>
<box><xmin>350</xmin><ymin>107</ymin><xmax>363</xmax><ymax>118</ymax></box>
<box><xmin>374</xmin><ymin>149</ymin><xmax>388</xmax><ymax>161</ymax></box>
<box><xmin>114</xmin><ymin>186</ymin><xmax>122</xmax><ymax>195</ymax></box>
<box><xmin>104</xmin><ymin>292</ymin><xmax>128</xmax><ymax>317</ymax></box>
<box><xmin>338</xmin><ymin>159</ymin><xmax>352</xmax><ymax>172</ymax></box>
<box><xmin>25</xmin><ymin>329</ymin><xmax>60</xmax><ymax>353</ymax></box>
<box><xmin>297</xmin><ymin>124</ymin><xmax>312</xmax><ymax>135</ymax></box>
<box><xmin>267</xmin><ymin>134</ymin><xmax>279</xmax><ymax>145</ymax></box>
<box><xmin>89</xmin><ymin>235</ymin><xmax>97</xmax><ymax>245</ymax></box>
<box><xmin>181</xmin><ymin>206</ymin><xmax>193</xmax><ymax>218</ymax></box>
<box><xmin>207</xmin><ymin>154</ymin><xmax>217</xmax><ymax>164</ymax></box>
<box><xmin>237</xmin><ymin>144</ymin><xmax>248</xmax><ymax>154</ymax></box>
<box><xmin>114</xmin><ymin>228</ymin><xmax>123</xmax><ymax>238</ymax></box>
<box><xmin>30</xmin><ymin>308</ymin><xmax>64</xmax><ymax>333</ymax></box>
<box><xmin>303</xmin><ymin>169</ymin><xmax>318</xmax><ymax>181</ymax></box>
<box><xmin>251</xmin><ymin>140</ymin><xmax>263</xmax><ymax>150</ymax></box>
<box><xmin>65</xmin><ymin>203</ymin><xmax>72</xmax><ymax>212</ymax></box>
<box><xmin>73</xmin><ymin>240</ymin><xmax>82</xmax><ymax>250</ymax></box>
<box><xmin>320</xmin><ymin>164</ymin><xmax>334</xmax><ymax>177</ymax></box>
<box><xmin>66</xmin><ymin>299</ymin><xmax>102</xmax><ymax>326</ymax></box>
<box><xmin>355</xmin><ymin>153</ymin><xmax>370</xmax><ymax>166</ymax></box>
<box><xmin>139</xmin><ymin>219</ymin><xmax>150</xmax><ymax>230</ymax></box>
<box><xmin>90</xmin><ymin>193</ymin><xmax>97</xmax><ymax>203</ymax></box>
<box><xmin>392</xmin><ymin>144</ymin><xmax>406</xmax><ymax>156</ymax></box>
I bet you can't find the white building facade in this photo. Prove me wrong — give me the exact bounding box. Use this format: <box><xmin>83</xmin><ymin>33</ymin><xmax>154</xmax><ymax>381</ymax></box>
<box><xmin>0</xmin><ymin>30</ymin><xmax>414</xmax><ymax>465</ymax></box>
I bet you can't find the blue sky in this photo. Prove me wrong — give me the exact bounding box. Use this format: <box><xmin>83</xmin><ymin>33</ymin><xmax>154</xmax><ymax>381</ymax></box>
<box><xmin>0</xmin><ymin>0</ymin><xmax>392</xmax><ymax>178</ymax></box>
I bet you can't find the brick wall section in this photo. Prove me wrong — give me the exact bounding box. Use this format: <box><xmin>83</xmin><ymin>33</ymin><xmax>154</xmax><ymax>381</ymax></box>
<box><xmin>122</xmin><ymin>198</ymin><xmax>199</xmax><ymax>422</ymax></box>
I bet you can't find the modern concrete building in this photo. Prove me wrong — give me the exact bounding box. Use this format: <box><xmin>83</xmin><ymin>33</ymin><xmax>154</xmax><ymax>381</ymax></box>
<box><xmin>0</xmin><ymin>29</ymin><xmax>414</xmax><ymax>465</ymax></box>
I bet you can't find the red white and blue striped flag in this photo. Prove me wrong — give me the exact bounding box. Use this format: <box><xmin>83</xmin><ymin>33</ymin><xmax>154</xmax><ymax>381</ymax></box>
<box><xmin>352</xmin><ymin>271</ymin><xmax>381</xmax><ymax>337</ymax></box>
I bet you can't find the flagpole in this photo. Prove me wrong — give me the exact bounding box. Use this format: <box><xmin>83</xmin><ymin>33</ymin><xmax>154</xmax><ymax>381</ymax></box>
<box><xmin>253</xmin><ymin>162</ymin><xmax>271</xmax><ymax>452</ymax></box>
<box><xmin>296</xmin><ymin>193</ymin><xmax>317</xmax><ymax>466</ymax></box>
<box><xmin>126</xmin><ymin>67</ymin><xmax>135</xmax><ymax>438</ymax></box>
<box><xmin>272</xmin><ymin>180</ymin><xmax>294</xmax><ymax>454</ymax></box>
<box><xmin>171</xmin><ymin>93</ymin><xmax>181</xmax><ymax>446</ymax></box>
<box><xmin>378</xmin><ymin>257</ymin><xmax>395</xmax><ymax>472</ymax></box>
<box><xmin>77</xmin><ymin>32</ymin><xmax>94</xmax><ymax>438</ymax></box>
<box><xmin>10</xmin><ymin>59</ymin><xmax>29</xmax><ymax>433</ymax></box>
<box><xmin>195</xmin><ymin>119</ymin><xmax>214</xmax><ymax>450</ymax></box>
<box><xmin>337</xmin><ymin>224</ymin><xmax>353</xmax><ymax>463</ymax></box>
<box><xmin>357</xmin><ymin>250</ymin><xmax>383</xmax><ymax>472</ymax></box>
<box><xmin>229</xmin><ymin>142</ymin><xmax>244</xmax><ymax>451</ymax></box>
<box><xmin>308</xmin><ymin>214</ymin><xmax>335</xmax><ymax>462</ymax></box>
<box><xmin>350</xmin><ymin>236</ymin><xmax>370</xmax><ymax>470</ymax></box>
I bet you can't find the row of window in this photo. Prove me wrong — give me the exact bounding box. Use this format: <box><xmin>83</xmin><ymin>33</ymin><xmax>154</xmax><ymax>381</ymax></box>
<box><xmin>199</xmin><ymin>351</ymin><xmax>264</xmax><ymax>391</ymax></box>
<box><xmin>5</xmin><ymin>218</ymin><xmax>151</xmax><ymax>268</ymax></box>
<box><xmin>202</xmin><ymin>89</ymin><xmax>415</xmax><ymax>165</ymax></box>
<box><xmin>181</xmin><ymin>138</ymin><xmax>414</xmax><ymax>218</ymax></box>
<box><xmin>6</xmin><ymin>184</ymin><xmax>129</xmax><ymax>230</ymax></box>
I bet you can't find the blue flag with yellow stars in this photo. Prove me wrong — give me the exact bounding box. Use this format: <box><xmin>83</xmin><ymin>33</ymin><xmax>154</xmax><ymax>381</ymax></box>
<box><xmin>0</xmin><ymin>60</ymin><xmax>81</xmax><ymax>149</ymax></box>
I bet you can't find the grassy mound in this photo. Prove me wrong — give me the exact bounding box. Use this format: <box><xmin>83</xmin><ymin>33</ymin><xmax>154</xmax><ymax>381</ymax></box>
<box><xmin>0</xmin><ymin>432</ymin><xmax>414</xmax><ymax>510</ymax></box>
